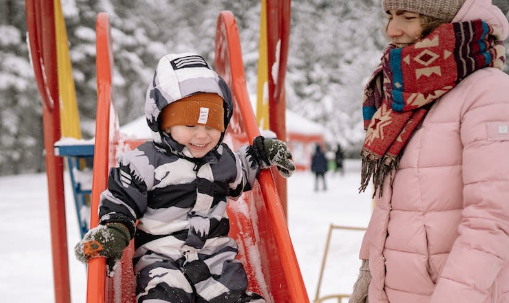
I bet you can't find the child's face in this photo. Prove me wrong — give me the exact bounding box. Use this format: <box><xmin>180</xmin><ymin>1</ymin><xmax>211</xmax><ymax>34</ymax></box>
<box><xmin>386</xmin><ymin>10</ymin><xmax>424</xmax><ymax>47</ymax></box>
<box><xmin>165</xmin><ymin>125</ymin><xmax>222</xmax><ymax>158</ymax></box>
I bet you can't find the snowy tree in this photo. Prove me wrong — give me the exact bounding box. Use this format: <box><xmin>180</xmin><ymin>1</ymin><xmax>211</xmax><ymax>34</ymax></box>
<box><xmin>0</xmin><ymin>1</ymin><xmax>44</xmax><ymax>175</ymax></box>
<box><xmin>287</xmin><ymin>0</ymin><xmax>386</xmax><ymax>155</ymax></box>
<box><xmin>64</xmin><ymin>0</ymin><xmax>260</xmax><ymax>133</ymax></box>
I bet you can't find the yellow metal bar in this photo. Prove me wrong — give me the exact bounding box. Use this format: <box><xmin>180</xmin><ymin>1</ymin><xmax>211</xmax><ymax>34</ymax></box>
<box><xmin>315</xmin><ymin>224</ymin><xmax>334</xmax><ymax>302</ymax></box>
<box><xmin>256</xmin><ymin>0</ymin><xmax>269</xmax><ymax>129</ymax></box>
<box><xmin>314</xmin><ymin>224</ymin><xmax>367</xmax><ymax>302</ymax></box>
<box><xmin>55</xmin><ymin>0</ymin><xmax>82</xmax><ymax>139</ymax></box>
<box><xmin>330</xmin><ymin>225</ymin><xmax>367</xmax><ymax>231</ymax></box>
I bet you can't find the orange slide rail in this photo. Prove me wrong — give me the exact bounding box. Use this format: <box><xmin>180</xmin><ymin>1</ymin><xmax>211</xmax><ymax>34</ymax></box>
<box><xmin>86</xmin><ymin>12</ymin><xmax>111</xmax><ymax>303</ymax></box>
<box><xmin>86</xmin><ymin>13</ymin><xmax>136</xmax><ymax>303</ymax></box>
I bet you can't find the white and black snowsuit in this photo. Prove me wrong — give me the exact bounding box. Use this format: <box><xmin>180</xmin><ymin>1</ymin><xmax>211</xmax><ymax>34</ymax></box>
<box><xmin>98</xmin><ymin>53</ymin><xmax>265</xmax><ymax>303</ymax></box>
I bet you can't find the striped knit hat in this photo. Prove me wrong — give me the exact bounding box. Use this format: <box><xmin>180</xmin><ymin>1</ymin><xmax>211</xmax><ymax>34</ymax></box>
<box><xmin>382</xmin><ymin>0</ymin><xmax>466</xmax><ymax>22</ymax></box>
<box><xmin>145</xmin><ymin>53</ymin><xmax>233</xmax><ymax>143</ymax></box>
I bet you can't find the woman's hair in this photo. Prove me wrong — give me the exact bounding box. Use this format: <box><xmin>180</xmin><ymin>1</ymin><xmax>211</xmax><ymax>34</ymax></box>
<box><xmin>419</xmin><ymin>14</ymin><xmax>447</xmax><ymax>38</ymax></box>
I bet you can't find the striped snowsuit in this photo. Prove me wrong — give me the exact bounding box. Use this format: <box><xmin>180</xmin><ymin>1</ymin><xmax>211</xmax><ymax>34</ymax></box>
<box><xmin>99</xmin><ymin>141</ymin><xmax>264</xmax><ymax>303</ymax></box>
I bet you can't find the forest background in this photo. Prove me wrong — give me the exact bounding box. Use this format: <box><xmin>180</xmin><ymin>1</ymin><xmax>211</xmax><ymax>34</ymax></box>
<box><xmin>1</xmin><ymin>0</ymin><xmax>508</xmax><ymax>176</ymax></box>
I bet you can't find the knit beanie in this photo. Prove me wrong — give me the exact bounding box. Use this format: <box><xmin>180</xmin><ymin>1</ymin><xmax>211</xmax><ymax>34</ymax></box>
<box><xmin>382</xmin><ymin>0</ymin><xmax>466</xmax><ymax>22</ymax></box>
<box><xmin>160</xmin><ymin>93</ymin><xmax>225</xmax><ymax>132</ymax></box>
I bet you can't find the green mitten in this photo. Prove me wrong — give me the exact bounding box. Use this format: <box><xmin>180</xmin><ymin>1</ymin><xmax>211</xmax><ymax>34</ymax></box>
<box><xmin>251</xmin><ymin>136</ymin><xmax>295</xmax><ymax>178</ymax></box>
<box><xmin>74</xmin><ymin>223</ymin><xmax>130</xmax><ymax>264</ymax></box>
<box><xmin>348</xmin><ymin>259</ymin><xmax>371</xmax><ymax>303</ymax></box>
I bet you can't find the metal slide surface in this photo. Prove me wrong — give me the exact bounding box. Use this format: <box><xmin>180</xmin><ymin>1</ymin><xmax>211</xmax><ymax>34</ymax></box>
<box><xmin>214</xmin><ymin>11</ymin><xmax>309</xmax><ymax>303</ymax></box>
<box><xmin>86</xmin><ymin>11</ymin><xmax>309</xmax><ymax>303</ymax></box>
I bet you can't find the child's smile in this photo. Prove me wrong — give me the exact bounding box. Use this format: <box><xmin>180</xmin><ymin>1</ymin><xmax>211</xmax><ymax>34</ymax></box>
<box><xmin>166</xmin><ymin>125</ymin><xmax>221</xmax><ymax>158</ymax></box>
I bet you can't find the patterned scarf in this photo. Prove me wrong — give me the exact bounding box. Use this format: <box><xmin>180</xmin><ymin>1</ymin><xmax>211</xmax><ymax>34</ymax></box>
<box><xmin>360</xmin><ymin>19</ymin><xmax>506</xmax><ymax>196</ymax></box>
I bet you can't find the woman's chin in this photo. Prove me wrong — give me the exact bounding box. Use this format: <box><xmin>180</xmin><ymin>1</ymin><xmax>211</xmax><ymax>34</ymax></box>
<box><xmin>394</xmin><ymin>42</ymin><xmax>415</xmax><ymax>48</ymax></box>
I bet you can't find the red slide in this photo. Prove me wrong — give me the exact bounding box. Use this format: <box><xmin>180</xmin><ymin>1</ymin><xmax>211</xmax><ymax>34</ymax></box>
<box><xmin>215</xmin><ymin>11</ymin><xmax>309</xmax><ymax>303</ymax></box>
<box><xmin>86</xmin><ymin>11</ymin><xmax>309</xmax><ymax>303</ymax></box>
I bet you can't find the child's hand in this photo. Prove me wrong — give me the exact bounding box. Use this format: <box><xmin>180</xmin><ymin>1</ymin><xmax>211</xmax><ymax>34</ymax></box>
<box><xmin>74</xmin><ymin>223</ymin><xmax>130</xmax><ymax>267</ymax></box>
<box><xmin>250</xmin><ymin>136</ymin><xmax>295</xmax><ymax>178</ymax></box>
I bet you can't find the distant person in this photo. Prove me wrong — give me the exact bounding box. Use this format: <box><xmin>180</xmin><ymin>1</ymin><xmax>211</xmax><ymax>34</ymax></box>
<box><xmin>311</xmin><ymin>144</ymin><xmax>328</xmax><ymax>191</ymax></box>
<box><xmin>74</xmin><ymin>53</ymin><xmax>295</xmax><ymax>303</ymax></box>
<box><xmin>350</xmin><ymin>0</ymin><xmax>509</xmax><ymax>303</ymax></box>
<box><xmin>334</xmin><ymin>143</ymin><xmax>344</xmax><ymax>175</ymax></box>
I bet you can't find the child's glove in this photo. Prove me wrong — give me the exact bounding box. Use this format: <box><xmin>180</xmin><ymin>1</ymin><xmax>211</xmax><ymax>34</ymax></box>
<box><xmin>74</xmin><ymin>223</ymin><xmax>130</xmax><ymax>266</ymax></box>
<box><xmin>250</xmin><ymin>136</ymin><xmax>295</xmax><ymax>178</ymax></box>
<box><xmin>348</xmin><ymin>259</ymin><xmax>371</xmax><ymax>303</ymax></box>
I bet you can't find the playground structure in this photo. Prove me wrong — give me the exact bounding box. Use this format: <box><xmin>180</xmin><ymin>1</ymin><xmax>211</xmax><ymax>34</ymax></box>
<box><xmin>26</xmin><ymin>1</ymin><xmax>365</xmax><ymax>302</ymax></box>
<box><xmin>26</xmin><ymin>0</ymin><xmax>318</xmax><ymax>302</ymax></box>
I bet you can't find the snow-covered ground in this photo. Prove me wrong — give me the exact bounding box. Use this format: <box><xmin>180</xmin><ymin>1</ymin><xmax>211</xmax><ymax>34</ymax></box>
<box><xmin>0</xmin><ymin>159</ymin><xmax>372</xmax><ymax>303</ymax></box>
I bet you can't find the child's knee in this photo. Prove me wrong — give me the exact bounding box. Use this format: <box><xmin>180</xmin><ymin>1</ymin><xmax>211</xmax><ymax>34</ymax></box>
<box><xmin>136</xmin><ymin>261</ymin><xmax>193</xmax><ymax>302</ymax></box>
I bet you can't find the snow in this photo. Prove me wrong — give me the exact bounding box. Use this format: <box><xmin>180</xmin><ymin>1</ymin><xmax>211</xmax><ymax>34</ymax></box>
<box><xmin>285</xmin><ymin>110</ymin><xmax>325</xmax><ymax>135</ymax></box>
<box><xmin>119</xmin><ymin>115</ymin><xmax>151</xmax><ymax>139</ymax></box>
<box><xmin>55</xmin><ymin>137</ymin><xmax>96</xmax><ymax>146</ymax></box>
<box><xmin>0</xmin><ymin>160</ymin><xmax>373</xmax><ymax>303</ymax></box>
<box><xmin>0</xmin><ymin>25</ymin><xmax>22</xmax><ymax>46</ymax></box>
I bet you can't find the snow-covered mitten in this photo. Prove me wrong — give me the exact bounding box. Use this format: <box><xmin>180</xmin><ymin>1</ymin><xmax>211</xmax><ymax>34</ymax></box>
<box><xmin>349</xmin><ymin>259</ymin><xmax>371</xmax><ymax>303</ymax></box>
<box><xmin>74</xmin><ymin>223</ymin><xmax>130</xmax><ymax>265</ymax></box>
<box><xmin>250</xmin><ymin>136</ymin><xmax>295</xmax><ymax>178</ymax></box>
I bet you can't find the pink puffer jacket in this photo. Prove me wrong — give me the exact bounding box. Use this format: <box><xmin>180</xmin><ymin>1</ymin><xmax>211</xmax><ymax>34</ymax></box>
<box><xmin>359</xmin><ymin>0</ymin><xmax>509</xmax><ymax>302</ymax></box>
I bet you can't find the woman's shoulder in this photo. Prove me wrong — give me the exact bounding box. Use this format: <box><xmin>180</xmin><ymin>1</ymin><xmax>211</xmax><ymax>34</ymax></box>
<box><xmin>423</xmin><ymin>68</ymin><xmax>509</xmax><ymax>125</ymax></box>
<box><xmin>452</xmin><ymin>68</ymin><xmax>509</xmax><ymax>110</ymax></box>
<box><xmin>460</xmin><ymin>67</ymin><xmax>509</xmax><ymax>90</ymax></box>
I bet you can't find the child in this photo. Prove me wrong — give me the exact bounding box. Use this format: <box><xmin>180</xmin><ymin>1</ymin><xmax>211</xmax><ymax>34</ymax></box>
<box><xmin>75</xmin><ymin>53</ymin><xmax>295</xmax><ymax>303</ymax></box>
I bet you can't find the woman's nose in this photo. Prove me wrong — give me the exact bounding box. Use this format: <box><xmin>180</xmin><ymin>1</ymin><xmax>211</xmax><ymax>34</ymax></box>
<box><xmin>386</xmin><ymin>20</ymin><xmax>402</xmax><ymax>38</ymax></box>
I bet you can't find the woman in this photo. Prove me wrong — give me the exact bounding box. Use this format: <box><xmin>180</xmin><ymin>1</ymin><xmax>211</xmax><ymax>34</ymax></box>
<box><xmin>350</xmin><ymin>0</ymin><xmax>509</xmax><ymax>302</ymax></box>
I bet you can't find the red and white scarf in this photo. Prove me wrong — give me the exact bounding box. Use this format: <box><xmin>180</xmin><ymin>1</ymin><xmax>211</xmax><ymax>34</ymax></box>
<box><xmin>360</xmin><ymin>19</ymin><xmax>506</xmax><ymax>196</ymax></box>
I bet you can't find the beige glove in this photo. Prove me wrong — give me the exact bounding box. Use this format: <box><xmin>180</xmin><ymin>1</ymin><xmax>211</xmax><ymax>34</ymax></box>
<box><xmin>349</xmin><ymin>259</ymin><xmax>371</xmax><ymax>303</ymax></box>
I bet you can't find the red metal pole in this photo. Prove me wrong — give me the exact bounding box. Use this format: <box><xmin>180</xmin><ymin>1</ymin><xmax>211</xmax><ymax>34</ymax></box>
<box><xmin>266</xmin><ymin>0</ymin><xmax>291</xmax><ymax>216</ymax></box>
<box><xmin>26</xmin><ymin>1</ymin><xmax>71</xmax><ymax>303</ymax></box>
